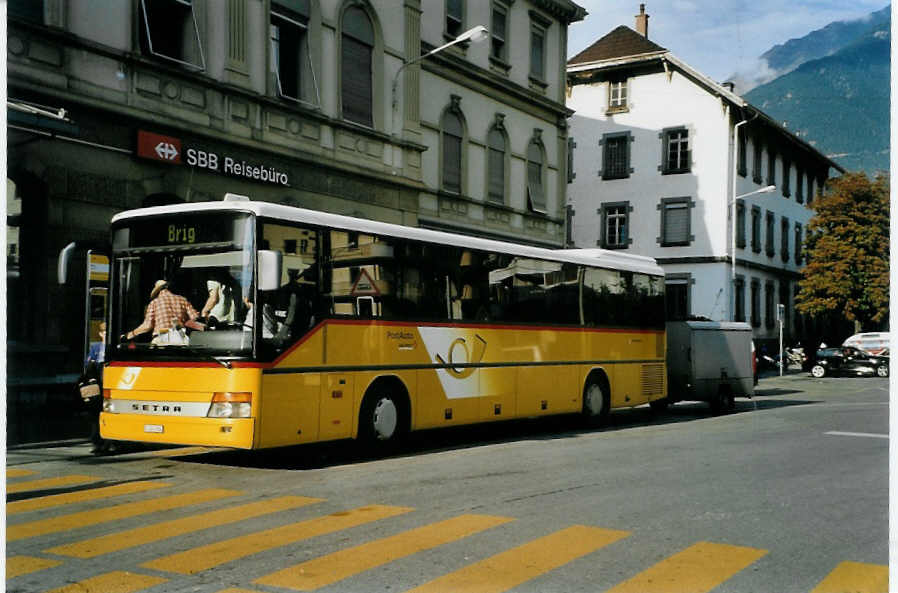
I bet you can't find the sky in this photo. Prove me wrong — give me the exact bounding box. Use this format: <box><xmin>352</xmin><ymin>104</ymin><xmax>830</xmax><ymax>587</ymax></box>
<box><xmin>567</xmin><ymin>1</ymin><xmax>889</xmax><ymax>82</ymax></box>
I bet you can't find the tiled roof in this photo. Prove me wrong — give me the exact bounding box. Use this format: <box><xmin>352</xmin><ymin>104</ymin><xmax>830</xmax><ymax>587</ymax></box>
<box><xmin>568</xmin><ymin>26</ymin><xmax>666</xmax><ymax>65</ymax></box>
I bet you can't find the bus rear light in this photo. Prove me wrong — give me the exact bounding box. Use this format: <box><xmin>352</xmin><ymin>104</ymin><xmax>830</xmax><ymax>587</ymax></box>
<box><xmin>102</xmin><ymin>390</ymin><xmax>113</xmax><ymax>412</ymax></box>
<box><xmin>208</xmin><ymin>392</ymin><xmax>252</xmax><ymax>418</ymax></box>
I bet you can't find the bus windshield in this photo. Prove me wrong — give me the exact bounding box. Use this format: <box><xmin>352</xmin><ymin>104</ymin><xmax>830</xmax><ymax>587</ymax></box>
<box><xmin>110</xmin><ymin>213</ymin><xmax>255</xmax><ymax>358</ymax></box>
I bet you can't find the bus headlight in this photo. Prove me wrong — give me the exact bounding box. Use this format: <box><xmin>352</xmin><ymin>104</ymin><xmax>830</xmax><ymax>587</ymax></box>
<box><xmin>208</xmin><ymin>392</ymin><xmax>252</xmax><ymax>418</ymax></box>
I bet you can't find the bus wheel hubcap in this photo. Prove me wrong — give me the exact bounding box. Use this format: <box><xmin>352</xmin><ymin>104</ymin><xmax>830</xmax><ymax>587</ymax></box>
<box><xmin>372</xmin><ymin>398</ymin><xmax>398</xmax><ymax>440</ymax></box>
<box><xmin>585</xmin><ymin>384</ymin><xmax>604</xmax><ymax>416</ymax></box>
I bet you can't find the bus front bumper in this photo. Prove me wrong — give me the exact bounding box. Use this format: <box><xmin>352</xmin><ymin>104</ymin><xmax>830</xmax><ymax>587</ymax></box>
<box><xmin>100</xmin><ymin>413</ymin><xmax>255</xmax><ymax>449</ymax></box>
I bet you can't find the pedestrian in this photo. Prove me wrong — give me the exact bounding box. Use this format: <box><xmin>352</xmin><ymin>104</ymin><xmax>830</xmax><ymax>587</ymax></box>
<box><xmin>83</xmin><ymin>322</ymin><xmax>112</xmax><ymax>454</ymax></box>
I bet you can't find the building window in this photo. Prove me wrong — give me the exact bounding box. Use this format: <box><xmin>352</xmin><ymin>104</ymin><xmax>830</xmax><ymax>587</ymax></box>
<box><xmin>139</xmin><ymin>0</ymin><xmax>206</xmax><ymax>70</ymax></box>
<box><xmin>751</xmin><ymin>278</ymin><xmax>761</xmax><ymax>328</ymax></box>
<box><xmin>662</xmin><ymin>128</ymin><xmax>690</xmax><ymax>174</ymax></box>
<box><xmin>446</xmin><ymin>0</ymin><xmax>463</xmax><ymax>39</ymax></box>
<box><xmin>782</xmin><ymin>159</ymin><xmax>791</xmax><ymax>197</ymax></box>
<box><xmin>529</xmin><ymin>15</ymin><xmax>548</xmax><ymax>85</ymax></box>
<box><xmin>526</xmin><ymin>134</ymin><xmax>547</xmax><ymax>214</ymax></box>
<box><xmin>7</xmin><ymin>179</ymin><xmax>21</xmax><ymax>279</ymax></box>
<box><xmin>566</xmin><ymin>137</ymin><xmax>576</xmax><ymax>184</ymax></box>
<box><xmin>601</xmin><ymin>133</ymin><xmax>631</xmax><ymax>180</ymax></box>
<box><xmin>736</xmin><ymin>199</ymin><xmax>746</xmax><ymax>249</ymax></box>
<box><xmin>765</xmin><ymin>211</ymin><xmax>775</xmax><ymax>257</ymax></box>
<box><xmin>737</xmin><ymin>129</ymin><xmax>747</xmax><ymax>177</ymax></box>
<box><xmin>795</xmin><ymin>223</ymin><xmax>803</xmax><ymax>264</ymax></box>
<box><xmin>341</xmin><ymin>5</ymin><xmax>374</xmax><ymax>127</ymax></box>
<box><xmin>752</xmin><ymin>138</ymin><xmax>763</xmax><ymax>183</ymax></box>
<box><xmin>767</xmin><ymin>149</ymin><xmax>776</xmax><ymax>186</ymax></box>
<box><xmin>487</xmin><ymin>122</ymin><xmax>506</xmax><ymax>203</ymax></box>
<box><xmin>807</xmin><ymin>177</ymin><xmax>815</xmax><ymax>205</ymax></box>
<box><xmin>659</xmin><ymin>197</ymin><xmax>693</xmax><ymax>247</ymax></box>
<box><xmin>270</xmin><ymin>0</ymin><xmax>313</xmax><ymax>104</ymax></box>
<box><xmin>795</xmin><ymin>167</ymin><xmax>804</xmax><ymax>203</ymax></box>
<box><xmin>9</xmin><ymin>0</ymin><xmax>43</xmax><ymax>23</ymax></box>
<box><xmin>441</xmin><ymin>104</ymin><xmax>464</xmax><ymax>194</ymax></box>
<box><xmin>751</xmin><ymin>206</ymin><xmax>761</xmax><ymax>253</ymax></box>
<box><xmin>735</xmin><ymin>276</ymin><xmax>746</xmax><ymax>322</ymax></box>
<box><xmin>666</xmin><ymin>274</ymin><xmax>691</xmax><ymax>321</ymax></box>
<box><xmin>608</xmin><ymin>79</ymin><xmax>628</xmax><ymax>111</ymax></box>
<box><xmin>781</xmin><ymin>217</ymin><xmax>790</xmax><ymax>262</ymax></box>
<box><xmin>600</xmin><ymin>201</ymin><xmax>631</xmax><ymax>249</ymax></box>
<box><xmin>490</xmin><ymin>4</ymin><xmax>508</xmax><ymax>64</ymax></box>
<box><xmin>765</xmin><ymin>281</ymin><xmax>775</xmax><ymax>328</ymax></box>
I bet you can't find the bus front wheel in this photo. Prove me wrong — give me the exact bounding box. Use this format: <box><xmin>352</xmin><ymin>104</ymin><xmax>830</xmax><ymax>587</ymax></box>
<box><xmin>358</xmin><ymin>383</ymin><xmax>408</xmax><ymax>450</ymax></box>
<box><xmin>582</xmin><ymin>377</ymin><xmax>610</xmax><ymax>427</ymax></box>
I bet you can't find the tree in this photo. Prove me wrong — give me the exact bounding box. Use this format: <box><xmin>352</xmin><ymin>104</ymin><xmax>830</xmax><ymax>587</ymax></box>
<box><xmin>795</xmin><ymin>172</ymin><xmax>889</xmax><ymax>332</ymax></box>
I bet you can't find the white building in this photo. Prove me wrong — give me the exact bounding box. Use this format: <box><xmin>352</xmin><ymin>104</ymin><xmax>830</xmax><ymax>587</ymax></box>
<box><xmin>565</xmin><ymin>6</ymin><xmax>843</xmax><ymax>347</ymax></box>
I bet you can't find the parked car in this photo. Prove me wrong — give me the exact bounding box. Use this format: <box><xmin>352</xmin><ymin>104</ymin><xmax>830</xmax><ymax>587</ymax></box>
<box><xmin>810</xmin><ymin>346</ymin><xmax>889</xmax><ymax>378</ymax></box>
<box><xmin>842</xmin><ymin>332</ymin><xmax>890</xmax><ymax>355</ymax></box>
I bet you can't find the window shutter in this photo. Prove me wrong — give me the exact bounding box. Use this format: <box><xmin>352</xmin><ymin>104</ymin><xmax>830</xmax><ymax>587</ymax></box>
<box><xmin>443</xmin><ymin>133</ymin><xmax>461</xmax><ymax>193</ymax></box>
<box><xmin>664</xmin><ymin>203</ymin><xmax>689</xmax><ymax>244</ymax></box>
<box><xmin>341</xmin><ymin>37</ymin><xmax>372</xmax><ymax>126</ymax></box>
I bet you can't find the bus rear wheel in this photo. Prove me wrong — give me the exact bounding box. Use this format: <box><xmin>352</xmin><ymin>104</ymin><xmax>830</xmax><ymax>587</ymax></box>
<box><xmin>581</xmin><ymin>377</ymin><xmax>610</xmax><ymax>427</ymax></box>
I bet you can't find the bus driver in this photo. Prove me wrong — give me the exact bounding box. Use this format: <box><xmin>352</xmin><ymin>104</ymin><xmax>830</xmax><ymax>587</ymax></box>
<box><xmin>125</xmin><ymin>280</ymin><xmax>202</xmax><ymax>343</ymax></box>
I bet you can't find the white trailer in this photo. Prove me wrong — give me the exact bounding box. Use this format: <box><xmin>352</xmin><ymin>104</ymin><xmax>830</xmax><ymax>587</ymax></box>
<box><xmin>664</xmin><ymin>321</ymin><xmax>754</xmax><ymax>412</ymax></box>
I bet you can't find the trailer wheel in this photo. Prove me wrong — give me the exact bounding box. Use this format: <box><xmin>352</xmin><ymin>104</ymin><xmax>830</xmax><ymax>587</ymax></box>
<box><xmin>710</xmin><ymin>386</ymin><xmax>735</xmax><ymax>414</ymax></box>
<box><xmin>581</xmin><ymin>375</ymin><xmax>610</xmax><ymax>427</ymax></box>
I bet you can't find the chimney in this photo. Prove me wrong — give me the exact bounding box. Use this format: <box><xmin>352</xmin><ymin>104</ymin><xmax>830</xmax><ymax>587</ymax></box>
<box><xmin>722</xmin><ymin>82</ymin><xmax>735</xmax><ymax>93</ymax></box>
<box><xmin>635</xmin><ymin>4</ymin><xmax>649</xmax><ymax>38</ymax></box>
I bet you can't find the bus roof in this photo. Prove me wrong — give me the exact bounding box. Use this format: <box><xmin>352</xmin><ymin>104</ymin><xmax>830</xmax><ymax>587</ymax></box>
<box><xmin>112</xmin><ymin>200</ymin><xmax>664</xmax><ymax>276</ymax></box>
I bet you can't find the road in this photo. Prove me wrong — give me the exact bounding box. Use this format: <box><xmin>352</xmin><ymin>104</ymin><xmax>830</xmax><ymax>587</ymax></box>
<box><xmin>6</xmin><ymin>374</ymin><xmax>888</xmax><ymax>593</ymax></box>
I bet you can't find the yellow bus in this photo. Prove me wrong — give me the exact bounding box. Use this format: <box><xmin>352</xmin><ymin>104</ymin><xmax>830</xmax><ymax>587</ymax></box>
<box><xmin>72</xmin><ymin>195</ymin><xmax>666</xmax><ymax>450</ymax></box>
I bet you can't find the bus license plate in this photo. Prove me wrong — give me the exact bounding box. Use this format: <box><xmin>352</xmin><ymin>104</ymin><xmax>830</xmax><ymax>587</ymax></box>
<box><xmin>144</xmin><ymin>424</ymin><xmax>164</xmax><ymax>434</ymax></box>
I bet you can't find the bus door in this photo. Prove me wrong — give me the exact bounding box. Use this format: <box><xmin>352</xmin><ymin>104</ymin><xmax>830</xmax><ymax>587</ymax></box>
<box><xmin>59</xmin><ymin>243</ymin><xmax>110</xmax><ymax>374</ymax></box>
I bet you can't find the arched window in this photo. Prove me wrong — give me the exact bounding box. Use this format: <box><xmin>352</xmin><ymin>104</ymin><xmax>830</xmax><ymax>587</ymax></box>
<box><xmin>487</xmin><ymin>125</ymin><xmax>506</xmax><ymax>203</ymax></box>
<box><xmin>526</xmin><ymin>136</ymin><xmax>546</xmax><ymax>213</ymax></box>
<box><xmin>341</xmin><ymin>5</ymin><xmax>374</xmax><ymax>126</ymax></box>
<box><xmin>441</xmin><ymin>108</ymin><xmax>464</xmax><ymax>194</ymax></box>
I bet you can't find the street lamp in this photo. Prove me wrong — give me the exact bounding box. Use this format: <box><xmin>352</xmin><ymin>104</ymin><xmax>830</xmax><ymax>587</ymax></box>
<box><xmin>730</xmin><ymin>183</ymin><xmax>776</xmax><ymax>322</ymax></box>
<box><xmin>390</xmin><ymin>25</ymin><xmax>489</xmax><ymax>138</ymax></box>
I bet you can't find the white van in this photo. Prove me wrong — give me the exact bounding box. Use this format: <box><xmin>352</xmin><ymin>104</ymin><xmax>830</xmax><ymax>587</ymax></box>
<box><xmin>842</xmin><ymin>332</ymin><xmax>890</xmax><ymax>355</ymax></box>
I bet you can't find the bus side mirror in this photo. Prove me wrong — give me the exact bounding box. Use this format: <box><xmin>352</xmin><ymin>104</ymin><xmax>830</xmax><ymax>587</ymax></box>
<box><xmin>258</xmin><ymin>250</ymin><xmax>282</xmax><ymax>291</ymax></box>
<box><xmin>58</xmin><ymin>242</ymin><xmax>77</xmax><ymax>284</ymax></box>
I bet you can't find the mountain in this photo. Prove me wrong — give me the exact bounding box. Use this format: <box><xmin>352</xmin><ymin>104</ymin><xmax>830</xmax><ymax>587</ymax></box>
<box><xmin>744</xmin><ymin>10</ymin><xmax>890</xmax><ymax>175</ymax></box>
<box><xmin>730</xmin><ymin>6</ymin><xmax>890</xmax><ymax>93</ymax></box>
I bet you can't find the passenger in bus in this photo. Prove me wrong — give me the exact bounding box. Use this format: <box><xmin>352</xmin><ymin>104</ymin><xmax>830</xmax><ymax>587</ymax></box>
<box><xmin>201</xmin><ymin>272</ymin><xmax>237</xmax><ymax>326</ymax></box>
<box><xmin>272</xmin><ymin>267</ymin><xmax>315</xmax><ymax>343</ymax></box>
<box><xmin>125</xmin><ymin>280</ymin><xmax>201</xmax><ymax>344</ymax></box>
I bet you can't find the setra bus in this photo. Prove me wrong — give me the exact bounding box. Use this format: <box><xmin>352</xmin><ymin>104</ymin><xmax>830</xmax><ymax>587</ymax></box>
<box><xmin>60</xmin><ymin>194</ymin><xmax>667</xmax><ymax>450</ymax></box>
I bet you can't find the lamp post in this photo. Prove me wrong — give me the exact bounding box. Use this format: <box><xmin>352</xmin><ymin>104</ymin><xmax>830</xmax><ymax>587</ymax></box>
<box><xmin>730</xmin><ymin>184</ymin><xmax>776</xmax><ymax>319</ymax></box>
<box><xmin>389</xmin><ymin>25</ymin><xmax>488</xmax><ymax>170</ymax></box>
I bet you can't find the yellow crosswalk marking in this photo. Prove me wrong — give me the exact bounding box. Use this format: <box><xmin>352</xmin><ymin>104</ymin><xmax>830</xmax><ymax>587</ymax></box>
<box><xmin>142</xmin><ymin>504</ymin><xmax>413</xmax><ymax>575</ymax></box>
<box><xmin>47</xmin><ymin>495</ymin><xmax>323</xmax><ymax>558</ymax></box>
<box><xmin>7</xmin><ymin>488</ymin><xmax>241</xmax><ymax>542</ymax></box>
<box><xmin>256</xmin><ymin>514</ymin><xmax>515</xmax><ymax>591</ymax></box>
<box><xmin>7</xmin><ymin>474</ymin><xmax>97</xmax><ymax>494</ymax></box>
<box><xmin>811</xmin><ymin>561</ymin><xmax>888</xmax><ymax>593</ymax></box>
<box><xmin>43</xmin><ymin>571</ymin><xmax>166</xmax><ymax>593</ymax></box>
<box><xmin>214</xmin><ymin>590</ymin><xmax>266</xmax><ymax>593</ymax></box>
<box><xmin>7</xmin><ymin>468</ymin><xmax>36</xmax><ymax>478</ymax></box>
<box><xmin>7</xmin><ymin>555</ymin><xmax>62</xmax><ymax>579</ymax></box>
<box><xmin>8</xmin><ymin>481</ymin><xmax>171</xmax><ymax>515</ymax></box>
<box><xmin>605</xmin><ymin>541</ymin><xmax>768</xmax><ymax>593</ymax></box>
<box><xmin>149</xmin><ymin>446</ymin><xmax>216</xmax><ymax>457</ymax></box>
<box><xmin>406</xmin><ymin>525</ymin><xmax>629</xmax><ymax>593</ymax></box>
